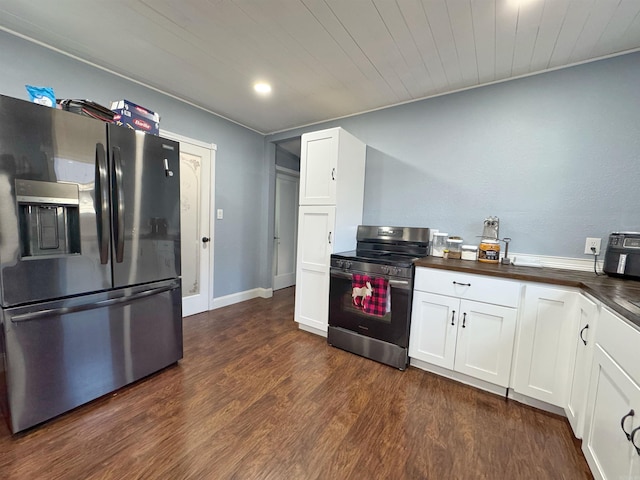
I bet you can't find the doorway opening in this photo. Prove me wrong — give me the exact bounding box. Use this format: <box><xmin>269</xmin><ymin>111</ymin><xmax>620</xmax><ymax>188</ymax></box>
<box><xmin>273</xmin><ymin>138</ymin><xmax>300</xmax><ymax>291</ymax></box>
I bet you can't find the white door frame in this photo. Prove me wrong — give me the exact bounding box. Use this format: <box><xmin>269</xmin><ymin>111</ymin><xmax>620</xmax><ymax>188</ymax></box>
<box><xmin>161</xmin><ymin>129</ymin><xmax>216</xmax><ymax>314</ymax></box>
<box><xmin>273</xmin><ymin>166</ymin><xmax>299</xmax><ymax>290</ymax></box>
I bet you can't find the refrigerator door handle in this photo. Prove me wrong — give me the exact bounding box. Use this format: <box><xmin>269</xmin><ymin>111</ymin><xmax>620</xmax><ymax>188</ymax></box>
<box><xmin>10</xmin><ymin>284</ymin><xmax>179</xmax><ymax>323</ymax></box>
<box><xmin>95</xmin><ymin>143</ymin><xmax>110</xmax><ymax>265</ymax></box>
<box><xmin>112</xmin><ymin>146</ymin><xmax>125</xmax><ymax>263</ymax></box>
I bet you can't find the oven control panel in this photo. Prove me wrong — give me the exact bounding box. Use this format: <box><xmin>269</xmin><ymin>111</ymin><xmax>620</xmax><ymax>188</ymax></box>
<box><xmin>331</xmin><ymin>257</ymin><xmax>412</xmax><ymax>279</ymax></box>
<box><xmin>334</xmin><ymin>259</ymin><xmax>352</xmax><ymax>269</ymax></box>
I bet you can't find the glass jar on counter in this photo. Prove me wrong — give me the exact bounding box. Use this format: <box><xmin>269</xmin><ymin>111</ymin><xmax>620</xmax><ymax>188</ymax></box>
<box><xmin>478</xmin><ymin>239</ymin><xmax>500</xmax><ymax>263</ymax></box>
<box><xmin>431</xmin><ymin>233</ymin><xmax>448</xmax><ymax>257</ymax></box>
<box><xmin>461</xmin><ymin>244</ymin><xmax>478</xmax><ymax>261</ymax></box>
<box><xmin>447</xmin><ymin>238</ymin><xmax>463</xmax><ymax>259</ymax></box>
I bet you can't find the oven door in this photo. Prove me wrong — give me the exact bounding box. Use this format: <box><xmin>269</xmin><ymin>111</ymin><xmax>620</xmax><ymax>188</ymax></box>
<box><xmin>329</xmin><ymin>267</ymin><xmax>412</xmax><ymax>347</ymax></box>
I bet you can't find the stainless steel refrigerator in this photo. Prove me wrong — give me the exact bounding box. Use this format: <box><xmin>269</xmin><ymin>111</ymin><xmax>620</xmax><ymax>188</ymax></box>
<box><xmin>0</xmin><ymin>94</ymin><xmax>183</xmax><ymax>433</ymax></box>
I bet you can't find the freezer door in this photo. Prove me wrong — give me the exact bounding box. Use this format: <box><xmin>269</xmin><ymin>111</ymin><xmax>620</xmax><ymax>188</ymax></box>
<box><xmin>108</xmin><ymin>126</ymin><xmax>181</xmax><ymax>288</ymax></box>
<box><xmin>2</xmin><ymin>279</ymin><xmax>182</xmax><ymax>433</ymax></box>
<box><xmin>0</xmin><ymin>95</ymin><xmax>112</xmax><ymax>307</ymax></box>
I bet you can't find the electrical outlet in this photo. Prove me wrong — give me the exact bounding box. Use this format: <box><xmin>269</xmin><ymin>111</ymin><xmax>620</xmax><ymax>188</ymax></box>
<box><xmin>217</xmin><ymin>209</ymin><xmax>223</xmax><ymax>220</ymax></box>
<box><xmin>584</xmin><ymin>237</ymin><xmax>601</xmax><ymax>255</ymax></box>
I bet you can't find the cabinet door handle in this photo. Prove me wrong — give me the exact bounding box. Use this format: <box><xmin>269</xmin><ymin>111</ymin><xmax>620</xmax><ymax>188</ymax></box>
<box><xmin>579</xmin><ymin>324</ymin><xmax>589</xmax><ymax>345</ymax></box>
<box><xmin>328</xmin><ymin>232</ymin><xmax>332</xmax><ymax>244</ymax></box>
<box><xmin>331</xmin><ymin>168</ymin><xmax>335</xmax><ymax>180</ymax></box>
<box><xmin>631</xmin><ymin>426</ymin><xmax>640</xmax><ymax>456</ymax></box>
<box><xmin>462</xmin><ymin>312</ymin><xmax>467</xmax><ymax>328</ymax></box>
<box><xmin>621</xmin><ymin>409</ymin><xmax>635</xmax><ymax>440</ymax></box>
<box><xmin>451</xmin><ymin>310</ymin><xmax>456</xmax><ymax>326</ymax></box>
<box><xmin>453</xmin><ymin>281</ymin><xmax>471</xmax><ymax>287</ymax></box>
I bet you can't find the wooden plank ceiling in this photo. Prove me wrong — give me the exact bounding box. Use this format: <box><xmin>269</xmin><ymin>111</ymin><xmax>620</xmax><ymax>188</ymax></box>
<box><xmin>1</xmin><ymin>0</ymin><xmax>639</xmax><ymax>134</ymax></box>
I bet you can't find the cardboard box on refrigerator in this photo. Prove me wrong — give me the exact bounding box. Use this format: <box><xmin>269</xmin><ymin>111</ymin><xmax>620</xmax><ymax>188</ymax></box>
<box><xmin>110</xmin><ymin>99</ymin><xmax>160</xmax><ymax>135</ymax></box>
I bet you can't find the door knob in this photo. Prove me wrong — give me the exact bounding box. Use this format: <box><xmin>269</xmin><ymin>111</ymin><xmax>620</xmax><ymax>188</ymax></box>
<box><xmin>202</xmin><ymin>237</ymin><xmax>210</xmax><ymax>243</ymax></box>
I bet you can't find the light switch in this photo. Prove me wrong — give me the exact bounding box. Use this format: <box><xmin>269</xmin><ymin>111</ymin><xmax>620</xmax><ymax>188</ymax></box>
<box><xmin>217</xmin><ymin>209</ymin><xmax>223</xmax><ymax>220</ymax></box>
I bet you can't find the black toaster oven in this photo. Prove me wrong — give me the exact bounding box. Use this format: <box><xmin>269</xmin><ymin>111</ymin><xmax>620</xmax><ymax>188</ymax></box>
<box><xmin>603</xmin><ymin>232</ymin><xmax>640</xmax><ymax>280</ymax></box>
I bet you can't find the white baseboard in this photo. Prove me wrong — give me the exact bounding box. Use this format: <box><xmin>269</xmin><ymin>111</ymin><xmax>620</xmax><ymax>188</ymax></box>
<box><xmin>409</xmin><ymin>358</ymin><xmax>508</xmax><ymax>398</ymax></box>
<box><xmin>507</xmin><ymin>389</ymin><xmax>566</xmax><ymax>416</ymax></box>
<box><xmin>211</xmin><ymin>287</ymin><xmax>273</xmax><ymax>310</ymax></box>
<box><xmin>298</xmin><ymin>323</ymin><xmax>328</xmax><ymax>337</ymax></box>
<box><xmin>409</xmin><ymin>359</ymin><xmax>569</xmax><ymax>417</ymax></box>
<box><xmin>273</xmin><ymin>273</ymin><xmax>296</xmax><ymax>291</ymax></box>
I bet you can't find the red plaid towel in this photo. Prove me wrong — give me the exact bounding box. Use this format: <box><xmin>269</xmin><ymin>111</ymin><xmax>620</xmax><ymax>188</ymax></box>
<box><xmin>363</xmin><ymin>277</ymin><xmax>388</xmax><ymax>316</ymax></box>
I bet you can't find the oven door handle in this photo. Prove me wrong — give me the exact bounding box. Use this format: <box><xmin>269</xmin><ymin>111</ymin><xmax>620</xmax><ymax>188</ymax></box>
<box><xmin>388</xmin><ymin>279</ymin><xmax>410</xmax><ymax>290</ymax></box>
<box><xmin>330</xmin><ymin>270</ymin><xmax>355</xmax><ymax>280</ymax></box>
<box><xmin>330</xmin><ymin>270</ymin><xmax>410</xmax><ymax>290</ymax></box>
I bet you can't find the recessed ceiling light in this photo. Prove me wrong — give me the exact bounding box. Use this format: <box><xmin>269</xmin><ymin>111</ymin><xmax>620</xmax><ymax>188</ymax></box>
<box><xmin>254</xmin><ymin>82</ymin><xmax>272</xmax><ymax>95</ymax></box>
<box><xmin>508</xmin><ymin>0</ymin><xmax>539</xmax><ymax>7</ymax></box>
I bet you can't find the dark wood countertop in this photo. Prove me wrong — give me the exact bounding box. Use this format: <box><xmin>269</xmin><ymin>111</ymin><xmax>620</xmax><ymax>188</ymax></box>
<box><xmin>414</xmin><ymin>257</ymin><xmax>640</xmax><ymax>328</ymax></box>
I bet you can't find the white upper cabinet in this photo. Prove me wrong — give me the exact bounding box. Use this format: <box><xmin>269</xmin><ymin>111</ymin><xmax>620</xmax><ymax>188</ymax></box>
<box><xmin>300</xmin><ymin>129</ymin><xmax>338</xmax><ymax>205</ymax></box>
<box><xmin>299</xmin><ymin>127</ymin><xmax>365</xmax><ymax>207</ymax></box>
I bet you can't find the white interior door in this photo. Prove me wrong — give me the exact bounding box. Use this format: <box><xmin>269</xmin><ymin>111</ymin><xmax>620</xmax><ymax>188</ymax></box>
<box><xmin>273</xmin><ymin>168</ymin><xmax>299</xmax><ymax>290</ymax></box>
<box><xmin>161</xmin><ymin>130</ymin><xmax>216</xmax><ymax>317</ymax></box>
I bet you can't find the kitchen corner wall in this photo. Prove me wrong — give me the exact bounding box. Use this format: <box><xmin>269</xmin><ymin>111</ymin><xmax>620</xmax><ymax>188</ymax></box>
<box><xmin>0</xmin><ymin>30</ymin><xmax>267</xmax><ymax>299</ymax></box>
<box><xmin>267</xmin><ymin>52</ymin><xmax>640</xmax><ymax>259</ymax></box>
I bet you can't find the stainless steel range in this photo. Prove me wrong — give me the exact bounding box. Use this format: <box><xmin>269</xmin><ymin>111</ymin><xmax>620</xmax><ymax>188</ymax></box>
<box><xmin>328</xmin><ymin>225</ymin><xmax>430</xmax><ymax>369</ymax></box>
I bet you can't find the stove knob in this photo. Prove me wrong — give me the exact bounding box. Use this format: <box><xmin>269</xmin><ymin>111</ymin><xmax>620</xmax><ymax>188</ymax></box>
<box><xmin>392</xmin><ymin>267</ymin><xmax>400</xmax><ymax>275</ymax></box>
<box><xmin>336</xmin><ymin>260</ymin><xmax>344</xmax><ymax>268</ymax></box>
<box><xmin>345</xmin><ymin>261</ymin><xmax>352</xmax><ymax>269</ymax></box>
<box><xmin>381</xmin><ymin>266</ymin><xmax>390</xmax><ymax>274</ymax></box>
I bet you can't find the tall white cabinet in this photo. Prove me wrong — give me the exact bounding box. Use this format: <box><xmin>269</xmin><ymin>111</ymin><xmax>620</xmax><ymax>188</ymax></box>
<box><xmin>294</xmin><ymin>128</ymin><xmax>366</xmax><ymax>335</ymax></box>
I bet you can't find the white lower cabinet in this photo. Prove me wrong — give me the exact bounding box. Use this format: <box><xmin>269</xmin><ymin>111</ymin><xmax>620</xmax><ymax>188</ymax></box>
<box><xmin>583</xmin><ymin>307</ymin><xmax>640</xmax><ymax>480</ymax></box>
<box><xmin>583</xmin><ymin>346</ymin><xmax>640</xmax><ymax>479</ymax></box>
<box><xmin>293</xmin><ymin>206</ymin><xmax>335</xmax><ymax>334</ymax></box>
<box><xmin>409</xmin><ymin>291</ymin><xmax>458</xmax><ymax>369</ymax></box>
<box><xmin>455</xmin><ymin>299</ymin><xmax>518</xmax><ymax>386</ymax></box>
<box><xmin>511</xmin><ymin>284</ymin><xmax>579</xmax><ymax>407</ymax></box>
<box><xmin>409</xmin><ymin>268</ymin><xmax>519</xmax><ymax>388</ymax></box>
<box><xmin>566</xmin><ymin>294</ymin><xmax>600</xmax><ymax>438</ymax></box>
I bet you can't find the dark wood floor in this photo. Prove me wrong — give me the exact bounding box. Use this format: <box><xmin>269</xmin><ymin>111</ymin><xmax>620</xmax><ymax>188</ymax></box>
<box><xmin>0</xmin><ymin>287</ymin><xmax>591</xmax><ymax>479</ymax></box>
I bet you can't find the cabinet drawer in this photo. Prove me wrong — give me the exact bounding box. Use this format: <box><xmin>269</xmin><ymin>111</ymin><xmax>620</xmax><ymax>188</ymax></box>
<box><xmin>596</xmin><ymin>307</ymin><xmax>640</xmax><ymax>384</ymax></box>
<box><xmin>414</xmin><ymin>267</ymin><xmax>521</xmax><ymax>307</ymax></box>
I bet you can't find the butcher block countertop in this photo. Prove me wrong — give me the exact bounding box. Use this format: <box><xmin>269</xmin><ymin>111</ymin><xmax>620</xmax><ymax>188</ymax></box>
<box><xmin>414</xmin><ymin>256</ymin><xmax>640</xmax><ymax>329</ymax></box>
